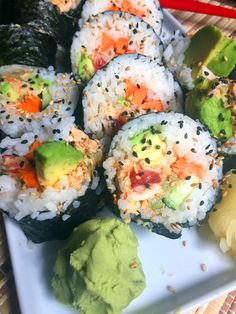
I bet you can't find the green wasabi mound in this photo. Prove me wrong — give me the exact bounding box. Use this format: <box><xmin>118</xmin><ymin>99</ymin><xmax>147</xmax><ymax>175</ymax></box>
<box><xmin>52</xmin><ymin>218</ymin><xmax>146</xmax><ymax>314</ymax></box>
<box><xmin>184</xmin><ymin>24</ymin><xmax>236</xmax><ymax>79</ymax></box>
<box><xmin>185</xmin><ymin>78</ymin><xmax>234</xmax><ymax>142</ymax></box>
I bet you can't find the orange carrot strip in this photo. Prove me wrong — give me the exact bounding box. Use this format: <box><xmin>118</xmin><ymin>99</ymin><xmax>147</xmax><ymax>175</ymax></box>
<box><xmin>125</xmin><ymin>79</ymin><xmax>137</xmax><ymax>99</ymax></box>
<box><xmin>115</xmin><ymin>37</ymin><xmax>129</xmax><ymax>55</ymax></box>
<box><xmin>139</xmin><ymin>99</ymin><xmax>164</xmax><ymax>111</ymax></box>
<box><xmin>18</xmin><ymin>95</ymin><xmax>42</xmax><ymax>113</ymax></box>
<box><xmin>100</xmin><ymin>32</ymin><xmax>115</xmax><ymax>52</ymax></box>
<box><xmin>4</xmin><ymin>76</ymin><xmax>17</xmax><ymax>84</ymax></box>
<box><xmin>171</xmin><ymin>157</ymin><xmax>205</xmax><ymax>180</ymax></box>
<box><xmin>20</xmin><ymin>169</ymin><xmax>40</xmax><ymax>189</ymax></box>
<box><xmin>25</xmin><ymin>140</ymin><xmax>42</xmax><ymax>160</ymax></box>
<box><xmin>132</xmin><ymin>87</ymin><xmax>148</xmax><ymax>106</ymax></box>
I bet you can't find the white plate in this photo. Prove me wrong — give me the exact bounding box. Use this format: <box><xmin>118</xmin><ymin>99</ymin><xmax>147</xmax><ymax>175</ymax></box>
<box><xmin>4</xmin><ymin>11</ymin><xmax>236</xmax><ymax>314</ymax></box>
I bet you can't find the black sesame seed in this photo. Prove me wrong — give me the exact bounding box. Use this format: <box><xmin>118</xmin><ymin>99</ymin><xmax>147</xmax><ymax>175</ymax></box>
<box><xmin>184</xmin><ymin>133</ymin><xmax>188</xmax><ymax>139</ymax></box>
<box><xmin>0</xmin><ymin>110</ymin><xmax>5</xmax><ymax>114</ymax></box>
<box><xmin>21</xmin><ymin>140</ymin><xmax>28</xmax><ymax>144</ymax></box>
<box><xmin>198</xmin><ymin>183</ymin><xmax>202</xmax><ymax>189</ymax></box>
<box><xmin>115</xmin><ymin>75</ymin><xmax>119</xmax><ymax>79</ymax></box>
<box><xmin>52</xmin><ymin>129</ymin><xmax>57</xmax><ymax>134</ymax></box>
<box><xmin>105</xmin><ymin>88</ymin><xmax>109</xmax><ymax>92</ymax></box>
<box><xmin>132</xmin><ymin>151</ymin><xmax>138</xmax><ymax>158</ymax></box>
<box><xmin>8</xmin><ymin>121</ymin><xmax>14</xmax><ymax>124</ymax></box>
<box><xmin>200</xmin><ymin>200</ymin><xmax>204</xmax><ymax>206</ymax></box>
<box><xmin>65</xmin><ymin>107</ymin><xmax>71</xmax><ymax>111</ymax></box>
<box><xmin>148</xmin><ymin>139</ymin><xmax>152</xmax><ymax>145</ymax></box>
<box><xmin>141</xmin><ymin>146</ymin><xmax>147</xmax><ymax>151</ymax></box>
<box><xmin>133</xmin><ymin>29</ymin><xmax>138</xmax><ymax>34</ymax></box>
<box><xmin>19</xmin><ymin>161</ymin><xmax>25</xmax><ymax>168</ymax></box>
<box><xmin>21</xmin><ymin>84</ymin><xmax>27</xmax><ymax>88</ymax></box>
<box><xmin>145</xmin><ymin>158</ymin><xmax>150</xmax><ymax>164</ymax></box>
<box><xmin>185</xmin><ymin>176</ymin><xmax>191</xmax><ymax>180</ymax></box>
<box><xmin>205</xmin><ymin>144</ymin><xmax>211</xmax><ymax>150</ymax></box>
<box><xmin>204</xmin><ymin>71</ymin><xmax>209</xmax><ymax>76</ymax></box>
<box><xmin>5</xmin><ymin>114</ymin><xmax>10</xmax><ymax>119</ymax></box>
<box><xmin>167</xmin><ymin>150</ymin><xmax>172</xmax><ymax>155</ymax></box>
<box><xmin>119</xmin><ymin>161</ymin><xmax>124</xmax><ymax>166</ymax></box>
<box><xmin>34</xmin><ymin>135</ymin><xmax>38</xmax><ymax>139</ymax></box>
<box><xmin>27</xmin><ymin>118</ymin><xmax>32</xmax><ymax>122</ymax></box>
<box><xmin>57</xmin><ymin>118</ymin><xmax>62</xmax><ymax>123</ymax></box>
<box><xmin>206</xmin><ymin>150</ymin><xmax>213</xmax><ymax>155</ymax></box>
<box><xmin>176</xmin><ymin>141</ymin><xmax>180</xmax><ymax>144</ymax></box>
<box><xmin>191</xmin><ymin>148</ymin><xmax>197</xmax><ymax>153</ymax></box>
<box><xmin>97</xmin><ymin>83</ymin><xmax>101</xmax><ymax>87</ymax></box>
<box><xmin>145</xmin><ymin>183</ymin><xmax>150</xmax><ymax>188</ymax></box>
<box><xmin>155</xmin><ymin>145</ymin><xmax>160</xmax><ymax>149</ymax></box>
<box><xmin>141</xmin><ymin>138</ymin><xmax>146</xmax><ymax>144</ymax></box>
<box><xmin>209</xmin><ymin>163</ymin><xmax>213</xmax><ymax>171</ymax></box>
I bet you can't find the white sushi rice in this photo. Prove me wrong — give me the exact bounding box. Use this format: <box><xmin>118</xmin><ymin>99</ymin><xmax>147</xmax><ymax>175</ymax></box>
<box><xmin>83</xmin><ymin>54</ymin><xmax>183</xmax><ymax>142</ymax></box>
<box><xmin>80</xmin><ymin>0</ymin><xmax>163</xmax><ymax>35</ymax></box>
<box><xmin>163</xmin><ymin>30</ymin><xmax>194</xmax><ymax>90</ymax></box>
<box><xmin>103</xmin><ymin>112</ymin><xmax>223</xmax><ymax>233</ymax></box>
<box><xmin>0</xmin><ymin>65</ymin><xmax>79</xmax><ymax>138</ymax></box>
<box><xmin>0</xmin><ymin>127</ymin><xmax>102</xmax><ymax>221</ymax></box>
<box><xmin>71</xmin><ymin>11</ymin><xmax>164</xmax><ymax>78</ymax></box>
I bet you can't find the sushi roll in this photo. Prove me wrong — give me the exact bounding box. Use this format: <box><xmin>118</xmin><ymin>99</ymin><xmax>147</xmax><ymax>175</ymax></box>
<box><xmin>71</xmin><ymin>11</ymin><xmax>164</xmax><ymax>82</ymax></box>
<box><xmin>103</xmin><ymin>113</ymin><xmax>223</xmax><ymax>238</ymax></box>
<box><xmin>0</xmin><ymin>65</ymin><xmax>79</xmax><ymax>138</ymax></box>
<box><xmin>0</xmin><ymin>24</ymin><xmax>57</xmax><ymax>68</ymax></box>
<box><xmin>0</xmin><ymin>126</ymin><xmax>104</xmax><ymax>243</ymax></box>
<box><xmin>18</xmin><ymin>0</ymin><xmax>79</xmax><ymax>47</ymax></box>
<box><xmin>83</xmin><ymin>54</ymin><xmax>183</xmax><ymax>145</ymax></box>
<box><xmin>80</xmin><ymin>0</ymin><xmax>163</xmax><ymax>36</ymax></box>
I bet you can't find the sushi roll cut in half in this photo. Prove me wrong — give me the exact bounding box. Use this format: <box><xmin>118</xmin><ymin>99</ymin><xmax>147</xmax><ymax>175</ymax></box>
<box><xmin>0</xmin><ymin>126</ymin><xmax>104</xmax><ymax>243</ymax></box>
<box><xmin>83</xmin><ymin>54</ymin><xmax>183</xmax><ymax>145</ymax></box>
<box><xmin>80</xmin><ymin>0</ymin><xmax>163</xmax><ymax>36</ymax></box>
<box><xmin>0</xmin><ymin>65</ymin><xmax>79</xmax><ymax>138</ymax></box>
<box><xmin>103</xmin><ymin>113</ymin><xmax>223</xmax><ymax>238</ymax></box>
<box><xmin>71</xmin><ymin>11</ymin><xmax>163</xmax><ymax>81</ymax></box>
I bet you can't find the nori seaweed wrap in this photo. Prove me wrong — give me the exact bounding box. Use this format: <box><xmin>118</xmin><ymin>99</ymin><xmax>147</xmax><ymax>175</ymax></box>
<box><xmin>0</xmin><ymin>24</ymin><xmax>57</xmax><ymax>67</ymax></box>
<box><xmin>0</xmin><ymin>126</ymin><xmax>105</xmax><ymax>243</ymax></box>
<box><xmin>18</xmin><ymin>0</ymin><xmax>78</xmax><ymax>47</ymax></box>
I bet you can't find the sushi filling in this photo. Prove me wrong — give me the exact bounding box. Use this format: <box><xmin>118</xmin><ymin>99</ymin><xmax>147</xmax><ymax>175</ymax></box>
<box><xmin>104</xmin><ymin>113</ymin><xmax>222</xmax><ymax>233</ymax></box>
<box><xmin>0</xmin><ymin>127</ymin><xmax>102</xmax><ymax>220</ymax></box>
<box><xmin>51</xmin><ymin>0</ymin><xmax>82</xmax><ymax>12</ymax></box>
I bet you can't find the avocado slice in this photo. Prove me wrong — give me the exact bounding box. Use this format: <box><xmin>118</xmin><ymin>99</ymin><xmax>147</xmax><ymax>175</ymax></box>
<box><xmin>34</xmin><ymin>141</ymin><xmax>84</xmax><ymax>186</ymax></box>
<box><xmin>207</xmin><ymin>39</ymin><xmax>236</xmax><ymax>77</ymax></box>
<box><xmin>31</xmin><ymin>75</ymin><xmax>52</xmax><ymax>109</ymax></box>
<box><xmin>162</xmin><ymin>176</ymin><xmax>198</xmax><ymax>210</ymax></box>
<box><xmin>77</xmin><ymin>54</ymin><xmax>95</xmax><ymax>81</ymax></box>
<box><xmin>131</xmin><ymin>127</ymin><xmax>165</xmax><ymax>165</ymax></box>
<box><xmin>185</xmin><ymin>80</ymin><xmax>233</xmax><ymax>142</ymax></box>
<box><xmin>0</xmin><ymin>81</ymin><xmax>19</xmax><ymax>101</ymax></box>
<box><xmin>184</xmin><ymin>25</ymin><xmax>230</xmax><ymax>79</ymax></box>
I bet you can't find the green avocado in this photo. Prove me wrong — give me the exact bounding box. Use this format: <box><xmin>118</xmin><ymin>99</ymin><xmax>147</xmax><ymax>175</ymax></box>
<box><xmin>184</xmin><ymin>24</ymin><xmax>236</xmax><ymax>80</ymax></box>
<box><xmin>207</xmin><ymin>39</ymin><xmax>236</xmax><ymax>77</ymax></box>
<box><xmin>52</xmin><ymin>218</ymin><xmax>146</xmax><ymax>314</ymax></box>
<box><xmin>163</xmin><ymin>176</ymin><xmax>198</xmax><ymax>210</ymax></box>
<box><xmin>131</xmin><ymin>127</ymin><xmax>165</xmax><ymax>165</ymax></box>
<box><xmin>31</xmin><ymin>75</ymin><xmax>52</xmax><ymax>109</ymax></box>
<box><xmin>34</xmin><ymin>141</ymin><xmax>84</xmax><ymax>186</ymax></box>
<box><xmin>186</xmin><ymin>80</ymin><xmax>233</xmax><ymax>142</ymax></box>
<box><xmin>78</xmin><ymin>54</ymin><xmax>95</xmax><ymax>81</ymax></box>
<box><xmin>0</xmin><ymin>81</ymin><xmax>19</xmax><ymax>101</ymax></box>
